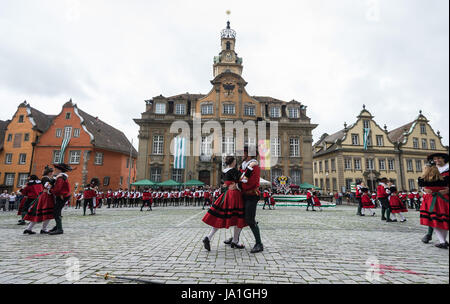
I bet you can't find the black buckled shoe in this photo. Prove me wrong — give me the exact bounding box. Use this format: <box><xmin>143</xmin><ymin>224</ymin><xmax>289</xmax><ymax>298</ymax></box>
<box><xmin>223</xmin><ymin>237</ymin><xmax>233</xmax><ymax>245</ymax></box>
<box><xmin>40</xmin><ymin>230</ymin><xmax>49</xmax><ymax>234</ymax></box>
<box><xmin>49</xmin><ymin>230</ymin><xmax>64</xmax><ymax>235</ymax></box>
<box><xmin>49</xmin><ymin>226</ymin><xmax>57</xmax><ymax>232</ymax></box>
<box><xmin>17</xmin><ymin>221</ymin><xmax>26</xmax><ymax>225</ymax></box>
<box><xmin>23</xmin><ymin>230</ymin><xmax>36</xmax><ymax>235</ymax></box>
<box><xmin>202</xmin><ymin>237</ymin><xmax>211</xmax><ymax>251</ymax></box>
<box><xmin>231</xmin><ymin>242</ymin><xmax>245</xmax><ymax>249</ymax></box>
<box><xmin>250</xmin><ymin>243</ymin><xmax>264</xmax><ymax>253</ymax></box>
<box><xmin>434</xmin><ymin>243</ymin><xmax>449</xmax><ymax>249</ymax></box>
<box><xmin>421</xmin><ymin>234</ymin><xmax>432</xmax><ymax>244</ymax></box>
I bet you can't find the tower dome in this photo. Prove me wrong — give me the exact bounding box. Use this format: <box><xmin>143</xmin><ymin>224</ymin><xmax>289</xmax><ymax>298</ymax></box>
<box><xmin>220</xmin><ymin>21</ymin><xmax>236</xmax><ymax>39</ymax></box>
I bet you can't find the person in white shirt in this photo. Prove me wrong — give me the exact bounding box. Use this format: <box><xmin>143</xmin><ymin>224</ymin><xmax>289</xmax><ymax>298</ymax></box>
<box><xmin>0</xmin><ymin>191</ymin><xmax>8</xmax><ymax>212</ymax></box>
<box><xmin>8</xmin><ymin>193</ymin><xmax>16</xmax><ymax>211</ymax></box>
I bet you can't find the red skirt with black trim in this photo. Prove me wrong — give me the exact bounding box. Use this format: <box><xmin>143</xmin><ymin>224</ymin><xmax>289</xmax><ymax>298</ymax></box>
<box><xmin>420</xmin><ymin>187</ymin><xmax>449</xmax><ymax>230</ymax></box>
<box><xmin>202</xmin><ymin>189</ymin><xmax>247</xmax><ymax>229</ymax></box>
<box><xmin>23</xmin><ymin>192</ymin><xmax>55</xmax><ymax>222</ymax></box>
<box><xmin>17</xmin><ymin>197</ymin><xmax>27</xmax><ymax>215</ymax></box>
<box><xmin>389</xmin><ymin>196</ymin><xmax>408</xmax><ymax>213</ymax></box>
<box><xmin>313</xmin><ymin>199</ymin><xmax>321</xmax><ymax>207</ymax></box>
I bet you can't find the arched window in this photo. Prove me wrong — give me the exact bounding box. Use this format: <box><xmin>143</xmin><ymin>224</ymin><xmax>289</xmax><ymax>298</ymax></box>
<box><xmin>226</xmin><ymin>41</ymin><xmax>231</xmax><ymax>50</ymax></box>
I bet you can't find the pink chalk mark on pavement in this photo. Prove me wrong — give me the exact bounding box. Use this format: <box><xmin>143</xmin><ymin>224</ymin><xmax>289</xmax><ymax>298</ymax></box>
<box><xmin>371</xmin><ymin>264</ymin><xmax>423</xmax><ymax>276</ymax></box>
<box><xmin>25</xmin><ymin>251</ymin><xmax>73</xmax><ymax>259</ymax></box>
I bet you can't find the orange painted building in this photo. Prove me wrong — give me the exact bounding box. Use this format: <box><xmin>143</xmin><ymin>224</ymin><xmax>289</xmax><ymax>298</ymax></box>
<box><xmin>0</xmin><ymin>102</ymin><xmax>53</xmax><ymax>192</ymax></box>
<box><xmin>31</xmin><ymin>100</ymin><xmax>137</xmax><ymax>200</ymax></box>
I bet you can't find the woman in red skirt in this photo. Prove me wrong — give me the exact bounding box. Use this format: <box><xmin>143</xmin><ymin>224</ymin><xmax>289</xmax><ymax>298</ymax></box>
<box><xmin>361</xmin><ymin>187</ymin><xmax>375</xmax><ymax>216</ymax></box>
<box><xmin>202</xmin><ymin>156</ymin><xmax>246</xmax><ymax>251</ymax></box>
<box><xmin>388</xmin><ymin>186</ymin><xmax>407</xmax><ymax>222</ymax></box>
<box><xmin>313</xmin><ymin>191</ymin><xmax>322</xmax><ymax>211</ymax></box>
<box><xmin>419</xmin><ymin>155</ymin><xmax>449</xmax><ymax>249</ymax></box>
<box><xmin>23</xmin><ymin>166</ymin><xmax>55</xmax><ymax>234</ymax></box>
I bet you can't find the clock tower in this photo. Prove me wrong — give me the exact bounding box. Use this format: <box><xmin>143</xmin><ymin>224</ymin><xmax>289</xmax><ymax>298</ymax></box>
<box><xmin>213</xmin><ymin>21</ymin><xmax>243</xmax><ymax>77</ymax></box>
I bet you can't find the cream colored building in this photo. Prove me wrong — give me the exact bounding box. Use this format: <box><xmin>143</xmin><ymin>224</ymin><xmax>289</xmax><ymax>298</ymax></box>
<box><xmin>313</xmin><ymin>107</ymin><xmax>448</xmax><ymax>192</ymax></box>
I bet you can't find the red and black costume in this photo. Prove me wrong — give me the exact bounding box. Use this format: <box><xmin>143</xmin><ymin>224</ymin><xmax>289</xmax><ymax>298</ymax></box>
<box><xmin>419</xmin><ymin>170</ymin><xmax>449</xmax><ymax>230</ymax></box>
<box><xmin>50</xmin><ymin>170</ymin><xmax>71</xmax><ymax>234</ymax></box>
<box><xmin>18</xmin><ymin>180</ymin><xmax>43</xmax><ymax>219</ymax></box>
<box><xmin>24</xmin><ymin>176</ymin><xmax>55</xmax><ymax>223</ymax></box>
<box><xmin>202</xmin><ymin>167</ymin><xmax>246</xmax><ymax>229</ymax></box>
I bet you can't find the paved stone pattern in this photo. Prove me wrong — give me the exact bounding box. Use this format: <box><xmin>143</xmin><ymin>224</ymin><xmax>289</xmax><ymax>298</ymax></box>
<box><xmin>0</xmin><ymin>204</ymin><xmax>448</xmax><ymax>284</ymax></box>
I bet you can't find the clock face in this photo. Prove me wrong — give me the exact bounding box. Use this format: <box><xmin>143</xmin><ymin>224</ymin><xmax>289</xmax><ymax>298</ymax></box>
<box><xmin>224</xmin><ymin>52</ymin><xmax>233</xmax><ymax>62</ymax></box>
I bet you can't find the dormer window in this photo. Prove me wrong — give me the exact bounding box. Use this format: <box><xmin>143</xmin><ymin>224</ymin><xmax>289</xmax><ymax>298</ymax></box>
<box><xmin>175</xmin><ymin>104</ymin><xmax>186</xmax><ymax>115</ymax></box>
<box><xmin>420</xmin><ymin>123</ymin><xmax>427</xmax><ymax>134</ymax></box>
<box><xmin>288</xmin><ymin>108</ymin><xmax>299</xmax><ymax>118</ymax></box>
<box><xmin>155</xmin><ymin>103</ymin><xmax>166</xmax><ymax>114</ymax></box>
<box><xmin>65</xmin><ymin>112</ymin><xmax>71</xmax><ymax>120</ymax></box>
<box><xmin>18</xmin><ymin>115</ymin><xmax>24</xmax><ymax>123</ymax></box>
<box><xmin>363</xmin><ymin>120</ymin><xmax>370</xmax><ymax>129</ymax></box>
<box><xmin>270</xmin><ymin>107</ymin><xmax>281</xmax><ymax>118</ymax></box>
<box><xmin>244</xmin><ymin>105</ymin><xmax>255</xmax><ymax>116</ymax></box>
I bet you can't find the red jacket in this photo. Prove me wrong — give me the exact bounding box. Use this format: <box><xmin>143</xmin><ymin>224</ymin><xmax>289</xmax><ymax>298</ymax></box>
<box><xmin>361</xmin><ymin>193</ymin><xmax>371</xmax><ymax>204</ymax></box>
<box><xmin>142</xmin><ymin>191</ymin><xmax>151</xmax><ymax>201</ymax></box>
<box><xmin>52</xmin><ymin>175</ymin><xmax>71</xmax><ymax>197</ymax></box>
<box><xmin>22</xmin><ymin>183</ymin><xmax>43</xmax><ymax>199</ymax></box>
<box><xmin>241</xmin><ymin>162</ymin><xmax>260</xmax><ymax>195</ymax></box>
<box><xmin>377</xmin><ymin>185</ymin><xmax>388</xmax><ymax>198</ymax></box>
<box><xmin>83</xmin><ymin>188</ymin><xmax>96</xmax><ymax>199</ymax></box>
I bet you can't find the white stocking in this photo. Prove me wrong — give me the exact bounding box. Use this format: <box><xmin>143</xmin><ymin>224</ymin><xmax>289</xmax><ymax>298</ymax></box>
<box><xmin>207</xmin><ymin>227</ymin><xmax>218</xmax><ymax>241</ymax></box>
<box><xmin>232</xmin><ymin>227</ymin><xmax>242</xmax><ymax>244</ymax></box>
<box><xmin>42</xmin><ymin>220</ymin><xmax>50</xmax><ymax>231</ymax></box>
<box><xmin>435</xmin><ymin>228</ymin><xmax>448</xmax><ymax>244</ymax></box>
<box><xmin>26</xmin><ymin>222</ymin><xmax>36</xmax><ymax>231</ymax></box>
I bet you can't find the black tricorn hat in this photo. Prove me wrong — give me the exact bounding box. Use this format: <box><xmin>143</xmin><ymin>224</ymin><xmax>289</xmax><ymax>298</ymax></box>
<box><xmin>54</xmin><ymin>163</ymin><xmax>73</xmax><ymax>172</ymax></box>
<box><xmin>427</xmin><ymin>153</ymin><xmax>449</xmax><ymax>163</ymax></box>
<box><xmin>377</xmin><ymin>177</ymin><xmax>388</xmax><ymax>182</ymax></box>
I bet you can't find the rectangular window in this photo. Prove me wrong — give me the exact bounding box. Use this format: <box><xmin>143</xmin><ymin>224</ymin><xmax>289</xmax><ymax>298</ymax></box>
<box><xmin>324</xmin><ymin>160</ymin><xmax>329</xmax><ymax>172</ymax></box>
<box><xmin>288</xmin><ymin>108</ymin><xmax>299</xmax><ymax>118</ymax></box>
<box><xmin>7</xmin><ymin>134</ymin><xmax>12</xmax><ymax>141</ymax></box>
<box><xmin>244</xmin><ymin>105</ymin><xmax>255</xmax><ymax>116</ymax></box>
<box><xmin>5</xmin><ymin>153</ymin><xmax>13</xmax><ymax>164</ymax></box>
<box><xmin>315</xmin><ymin>178</ymin><xmax>319</xmax><ymax>187</ymax></box>
<box><xmin>270</xmin><ymin>107</ymin><xmax>281</xmax><ymax>118</ymax></box>
<box><xmin>24</xmin><ymin>133</ymin><xmax>30</xmax><ymax>141</ymax></box>
<box><xmin>406</xmin><ymin>159</ymin><xmax>413</xmax><ymax>172</ymax></box>
<box><xmin>289</xmin><ymin>138</ymin><xmax>300</xmax><ymax>157</ymax></box>
<box><xmin>175</xmin><ymin>104</ymin><xmax>186</xmax><ymax>115</ymax></box>
<box><xmin>64</xmin><ymin>126</ymin><xmax>72</xmax><ymax>139</ymax></box>
<box><xmin>320</xmin><ymin>179</ymin><xmax>324</xmax><ymax>190</ymax></box>
<box><xmin>223</xmin><ymin>104</ymin><xmax>235</xmax><ymax>115</ymax></box>
<box><xmin>379</xmin><ymin>159</ymin><xmax>386</xmax><ymax>171</ymax></box>
<box><xmin>56</xmin><ymin>129</ymin><xmax>62</xmax><ymax>138</ymax></box>
<box><xmin>5</xmin><ymin>173</ymin><xmax>15</xmax><ymax>186</ymax></box>
<box><xmin>420</xmin><ymin>123</ymin><xmax>426</xmax><ymax>134</ymax></box>
<box><xmin>103</xmin><ymin>177</ymin><xmax>110</xmax><ymax>186</ymax></box>
<box><xmin>430</xmin><ymin>139</ymin><xmax>436</xmax><ymax>150</ymax></box>
<box><xmin>366</xmin><ymin>158</ymin><xmax>374</xmax><ymax>170</ymax></box>
<box><xmin>53</xmin><ymin>150</ymin><xmax>62</xmax><ymax>164</ymax></box>
<box><xmin>65</xmin><ymin>112</ymin><xmax>71</xmax><ymax>119</ymax></box>
<box><xmin>18</xmin><ymin>153</ymin><xmax>27</xmax><ymax>165</ymax></box>
<box><xmin>354</xmin><ymin>158</ymin><xmax>361</xmax><ymax>170</ymax></box>
<box><xmin>270</xmin><ymin>137</ymin><xmax>281</xmax><ymax>157</ymax></box>
<box><xmin>153</xmin><ymin>135</ymin><xmax>164</xmax><ymax>155</ymax></box>
<box><xmin>408</xmin><ymin>179</ymin><xmax>415</xmax><ymax>190</ymax></box>
<box><xmin>363</xmin><ymin>120</ymin><xmax>370</xmax><ymax>129</ymax></box>
<box><xmin>18</xmin><ymin>173</ymin><xmax>28</xmax><ymax>187</ymax></box>
<box><xmin>18</xmin><ymin>115</ymin><xmax>24</xmax><ymax>123</ymax></box>
<box><xmin>13</xmin><ymin>133</ymin><xmax>22</xmax><ymax>148</ymax></box>
<box><xmin>94</xmin><ymin>152</ymin><xmax>104</xmax><ymax>165</ymax></box>
<box><xmin>346</xmin><ymin>179</ymin><xmax>353</xmax><ymax>191</ymax></box>
<box><xmin>421</xmin><ymin>138</ymin><xmax>428</xmax><ymax>150</ymax></box>
<box><xmin>73</xmin><ymin>128</ymin><xmax>80</xmax><ymax>138</ymax></box>
<box><xmin>351</xmin><ymin>134</ymin><xmax>360</xmax><ymax>145</ymax></box>
<box><xmin>155</xmin><ymin>103</ymin><xmax>166</xmax><ymax>114</ymax></box>
<box><xmin>413</xmin><ymin>138</ymin><xmax>419</xmax><ymax>149</ymax></box>
<box><xmin>332</xmin><ymin>178</ymin><xmax>337</xmax><ymax>191</ymax></box>
<box><xmin>150</xmin><ymin>167</ymin><xmax>162</xmax><ymax>183</ymax></box>
<box><xmin>376</xmin><ymin>135</ymin><xmax>384</xmax><ymax>146</ymax></box>
<box><xmin>319</xmin><ymin>161</ymin><xmax>323</xmax><ymax>172</ymax></box>
<box><xmin>222</xmin><ymin>137</ymin><xmax>235</xmax><ymax>155</ymax></box>
<box><xmin>272</xmin><ymin>168</ymin><xmax>283</xmax><ymax>180</ymax></box>
<box><xmin>415</xmin><ymin>160</ymin><xmax>422</xmax><ymax>172</ymax></box>
<box><xmin>290</xmin><ymin>169</ymin><xmax>301</xmax><ymax>185</ymax></box>
<box><xmin>201</xmin><ymin>104</ymin><xmax>213</xmax><ymax>115</ymax></box>
<box><xmin>69</xmin><ymin>151</ymin><xmax>81</xmax><ymax>164</ymax></box>
<box><xmin>201</xmin><ymin>136</ymin><xmax>213</xmax><ymax>157</ymax></box>
<box><xmin>388</xmin><ymin>159</ymin><xmax>395</xmax><ymax>171</ymax></box>
<box><xmin>331</xmin><ymin>159</ymin><xmax>336</xmax><ymax>172</ymax></box>
<box><xmin>119</xmin><ymin>176</ymin><xmax>123</xmax><ymax>185</ymax></box>
<box><xmin>326</xmin><ymin>178</ymin><xmax>330</xmax><ymax>191</ymax></box>
<box><xmin>314</xmin><ymin>162</ymin><xmax>318</xmax><ymax>174</ymax></box>
<box><xmin>344</xmin><ymin>158</ymin><xmax>352</xmax><ymax>170</ymax></box>
<box><xmin>172</xmin><ymin>169</ymin><xmax>184</xmax><ymax>183</ymax></box>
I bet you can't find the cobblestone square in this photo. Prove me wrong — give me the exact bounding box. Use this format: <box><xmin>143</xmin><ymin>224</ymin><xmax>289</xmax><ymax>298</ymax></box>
<box><xmin>0</xmin><ymin>205</ymin><xmax>448</xmax><ymax>284</ymax></box>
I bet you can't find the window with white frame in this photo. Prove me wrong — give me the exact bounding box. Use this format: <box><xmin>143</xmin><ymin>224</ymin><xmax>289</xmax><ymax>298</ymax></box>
<box><xmin>344</xmin><ymin>158</ymin><xmax>352</xmax><ymax>170</ymax></box>
<box><xmin>94</xmin><ymin>152</ymin><xmax>104</xmax><ymax>165</ymax></box>
<box><xmin>290</xmin><ymin>169</ymin><xmax>301</xmax><ymax>185</ymax></box>
<box><xmin>379</xmin><ymin>159</ymin><xmax>386</xmax><ymax>170</ymax></box>
<box><xmin>223</xmin><ymin>104</ymin><xmax>235</xmax><ymax>115</ymax></box>
<box><xmin>421</xmin><ymin>138</ymin><xmax>428</xmax><ymax>150</ymax></box>
<box><xmin>172</xmin><ymin>169</ymin><xmax>184</xmax><ymax>183</ymax></box>
<box><xmin>351</xmin><ymin>134</ymin><xmax>360</xmax><ymax>145</ymax></box>
<box><xmin>289</xmin><ymin>138</ymin><xmax>300</xmax><ymax>157</ymax></box>
<box><xmin>69</xmin><ymin>151</ymin><xmax>81</xmax><ymax>164</ymax></box>
<box><xmin>5</xmin><ymin>153</ymin><xmax>13</xmax><ymax>164</ymax></box>
<box><xmin>18</xmin><ymin>153</ymin><xmax>26</xmax><ymax>165</ymax></box>
<box><xmin>153</xmin><ymin>135</ymin><xmax>164</xmax><ymax>155</ymax></box>
<box><xmin>319</xmin><ymin>161</ymin><xmax>323</xmax><ymax>172</ymax></box>
<box><xmin>103</xmin><ymin>177</ymin><xmax>110</xmax><ymax>186</ymax></box>
<box><xmin>376</xmin><ymin>135</ymin><xmax>384</xmax><ymax>146</ymax></box>
<box><xmin>408</xmin><ymin>179</ymin><xmax>415</xmax><ymax>190</ymax></box>
<box><xmin>354</xmin><ymin>158</ymin><xmax>361</xmax><ymax>170</ymax></box>
<box><xmin>366</xmin><ymin>158</ymin><xmax>375</xmax><ymax>170</ymax></box>
<box><xmin>388</xmin><ymin>159</ymin><xmax>395</xmax><ymax>171</ymax></box>
<box><xmin>413</xmin><ymin>138</ymin><xmax>419</xmax><ymax>149</ymax></box>
<box><xmin>332</xmin><ymin>178</ymin><xmax>337</xmax><ymax>191</ymax></box>
<box><xmin>314</xmin><ymin>162</ymin><xmax>318</xmax><ymax>173</ymax></box>
<box><xmin>155</xmin><ymin>103</ymin><xmax>166</xmax><ymax>114</ymax></box>
<box><xmin>56</xmin><ymin>129</ymin><xmax>62</xmax><ymax>138</ymax></box>
<box><xmin>363</xmin><ymin>120</ymin><xmax>370</xmax><ymax>129</ymax></box>
<box><xmin>7</xmin><ymin>134</ymin><xmax>12</xmax><ymax>141</ymax></box>
<box><xmin>18</xmin><ymin>173</ymin><xmax>28</xmax><ymax>187</ymax></box>
<box><xmin>415</xmin><ymin>160</ymin><xmax>422</xmax><ymax>172</ymax></box>
<box><xmin>288</xmin><ymin>108</ymin><xmax>299</xmax><ymax>118</ymax></box>
<box><xmin>175</xmin><ymin>103</ymin><xmax>186</xmax><ymax>115</ymax></box>
<box><xmin>150</xmin><ymin>167</ymin><xmax>162</xmax><ymax>183</ymax></box>
<box><xmin>270</xmin><ymin>107</ymin><xmax>281</xmax><ymax>118</ymax></box>
<box><xmin>244</xmin><ymin>105</ymin><xmax>255</xmax><ymax>116</ymax></box>
<box><xmin>53</xmin><ymin>150</ymin><xmax>62</xmax><ymax>164</ymax></box>
<box><xmin>73</xmin><ymin>128</ymin><xmax>80</xmax><ymax>138</ymax></box>
<box><xmin>406</xmin><ymin>159</ymin><xmax>413</xmax><ymax>171</ymax></box>
<box><xmin>346</xmin><ymin>179</ymin><xmax>353</xmax><ymax>191</ymax></box>
<box><xmin>271</xmin><ymin>168</ymin><xmax>282</xmax><ymax>180</ymax></box>
<box><xmin>324</xmin><ymin>160</ymin><xmax>329</xmax><ymax>172</ymax></box>
<box><xmin>222</xmin><ymin>137</ymin><xmax>235</xmax><ymax>155</ymax></box>
<box><xmin>5</xmin><ymin>173</ymin><xmax>15</xmax><ymax>186</ymax></box>
<box><xmin>201</xmin><ymin>136</ymin><xmax>213</xmax><ymax>156</ymax></box>
<box><xmin>271</xmin><ymin>137</ymin><xmax>280</xmax><ymax>157</ymax></box>
<box><xmin>331</xmin><ymin>159</ymin><xmax>336</xmax><ymax>171</ymax></box>
<box><xmin>420</xmin><ymin>123</ymin><xmax>426</xmax><ymax>134</ymax></box>
<box><xmin>64</xmin><ymin>126</ymin><xmax>72</xmax><ymax>139</ymax></box>
<box><xmin>430</xmin><ymin>139</ymin><xmax>436</xmax><ymax>150</ymax></box>
<box><xmin>201</xmin><ymin>104</ymin><xmax>213</xmax><ymax>115</ymax></box>
<box><xmin>65</xmin><ymin>112</ymin><xmax>71</xmax><ymax>120</ymax></box>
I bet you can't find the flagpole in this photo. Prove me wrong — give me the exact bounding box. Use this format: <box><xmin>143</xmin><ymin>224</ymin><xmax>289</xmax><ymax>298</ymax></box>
<box><xmin>127</xmin><ymin>138</ymin><xmax>133</xmax><ymax>190</ymax></box>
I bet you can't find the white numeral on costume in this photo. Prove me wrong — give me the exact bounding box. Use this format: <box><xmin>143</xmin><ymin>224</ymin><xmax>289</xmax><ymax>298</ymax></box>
<box><xmin>365</xmin><ymin>256</ymin><xmax>380</xmax><ymax>282</ymax></box>
<box><xmin>65</xmin><ymin>257</ymin><xmax>80</xmax><ymax>281</ymax></box>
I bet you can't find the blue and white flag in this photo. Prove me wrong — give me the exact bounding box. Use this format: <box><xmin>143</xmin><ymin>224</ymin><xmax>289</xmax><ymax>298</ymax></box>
<box><xmin>363</xmin><ymin>127</ymin><xmax>371</xmax><ymax>150</ymax></box>
<box><xmin>60</xmin><ymin>130</ymin><xmax>71</xmax><ymax>163</ymax></box>
<box><xmin>174</xmin><ymin>137</ymin><xmax>186</xmax><ymax>169</ymax></box>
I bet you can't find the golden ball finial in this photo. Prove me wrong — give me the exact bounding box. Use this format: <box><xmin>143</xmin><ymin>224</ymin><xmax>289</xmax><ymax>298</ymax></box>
<box><xmin>226</xmin><ymin>10</ymin><xmax>231</xmax><ymax>15</ymax></box>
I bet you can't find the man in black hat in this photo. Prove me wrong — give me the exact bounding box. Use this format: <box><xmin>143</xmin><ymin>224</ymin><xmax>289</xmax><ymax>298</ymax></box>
<box><xmin>49</xmin><ymin>163</ymin><xmax>72</xmax><ymax>235</ymax></box>
<box><xmin>377</xmin><ymin>177</ymin><xmax>392</xmax><ymax>222</ymax></box>
<box><xmin>421</xmin><ymin>152</ymin><xmax>449</xmax><ymax>244</ymax></box>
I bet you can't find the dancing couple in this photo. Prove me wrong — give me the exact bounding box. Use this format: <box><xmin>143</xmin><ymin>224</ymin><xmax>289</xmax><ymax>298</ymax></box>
<box><xmin>201</xmin><ymin>146</ymin><xmax>264</xmax><ymax>254</ymax></box>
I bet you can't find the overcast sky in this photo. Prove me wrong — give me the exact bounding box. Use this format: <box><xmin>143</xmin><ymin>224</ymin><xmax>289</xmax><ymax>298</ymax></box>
<box><xmin>0</xmin><ymin>0</ymin><xmax>448</xmax><ymax>148</ymax></box>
